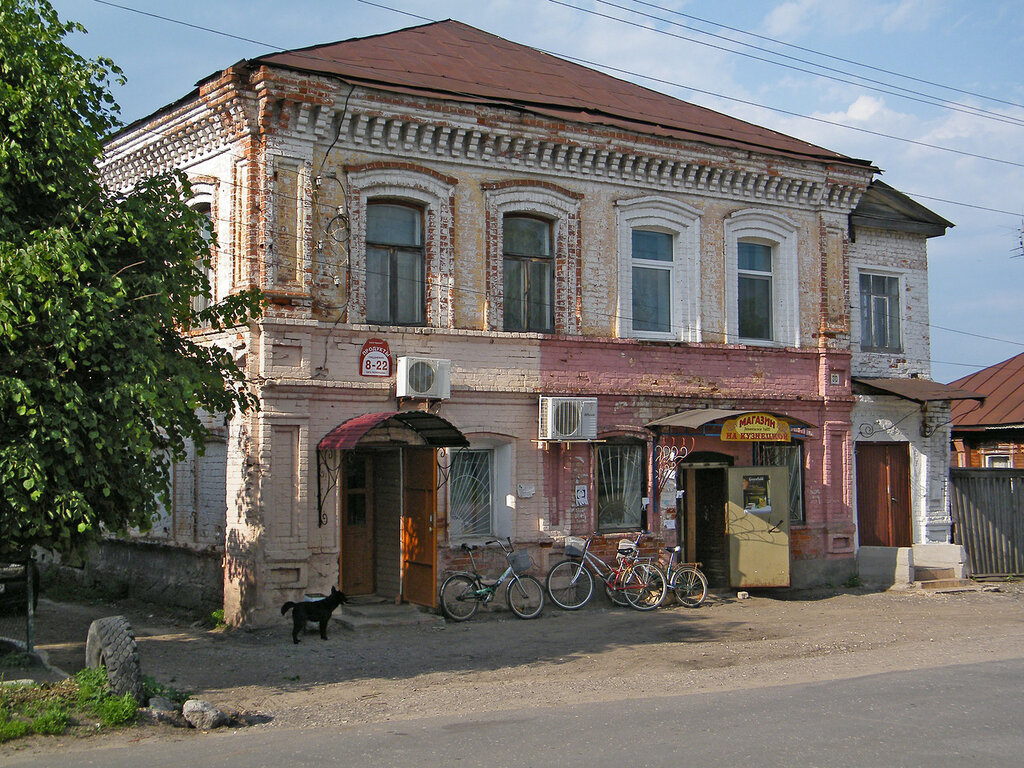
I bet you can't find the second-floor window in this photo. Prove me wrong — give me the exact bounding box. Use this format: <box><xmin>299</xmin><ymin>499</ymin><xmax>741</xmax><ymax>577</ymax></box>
<box><xmin>631</xmin><ymin>229</ymin><xmax>673</xmax><ymax>334</ymax></box>
<box><xmin>860</xmin><ymin>273</ymin><xmax>901</xmax><ymax>351</ymax></box>
<box><xmin>366</xmin><ymin>202</ymin><xmax>424</xmax><ymax>325</ymax></box>
<box><xmin>503</xmin><ymin>215</ymin><xmax>553</xmax><ymax>332</ymax></box>
<box><xmin>191</xmin><ymin>203</ymin><xmax>214</xmax><ymax>318</ymax></box>
<box><xmin>738</xmin><ymin>241</ymin><xmax>773</xmax><ymax>341</ymax></box>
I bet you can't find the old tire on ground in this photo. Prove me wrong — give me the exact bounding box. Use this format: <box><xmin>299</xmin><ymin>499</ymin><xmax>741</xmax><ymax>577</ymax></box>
<box><xmin>86</xmin><ymin>615</ymin><xmax>144</xmax><ymax>704</ymax></box>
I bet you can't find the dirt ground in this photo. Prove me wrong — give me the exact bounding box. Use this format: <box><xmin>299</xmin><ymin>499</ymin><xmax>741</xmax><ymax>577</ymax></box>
<box><xmin>4</xmin><ymin>581</ymin><xmax>1024</xmax><ymax>754</ymax></box>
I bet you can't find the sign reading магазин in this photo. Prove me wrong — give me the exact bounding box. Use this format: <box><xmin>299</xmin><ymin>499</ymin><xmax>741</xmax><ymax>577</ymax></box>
<box><xmin>359</xmin><ymin>338</ymin><xmax>392</xmax><ymax>377</ymax></box>
<box><xmin>721</xmin><ymin>413</ymin><xmax>791</xmax><ymax>442</ymax></box>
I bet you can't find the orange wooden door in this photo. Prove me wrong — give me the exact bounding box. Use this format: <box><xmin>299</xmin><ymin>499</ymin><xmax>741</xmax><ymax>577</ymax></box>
<box><xmin>402</xmin><ymin>447</ymin><xmax>437</xmax><ymax>607</ymax></box>
<box><xmin>340</xmin><ymin>454</ymin><xmax>375</xmax><ymax>595</ymax></box>
<box><xmin>856</xmin><ymin>442</ymin><xmax>912</xmax><ymax>547</ymax></box>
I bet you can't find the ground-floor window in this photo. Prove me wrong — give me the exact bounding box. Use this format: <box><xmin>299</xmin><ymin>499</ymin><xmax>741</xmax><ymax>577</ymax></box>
<box><xmin>449</xmin><ymin>449</ymin><xmax>494</xmax><ymax>537</ymax></box>
<box><xmin>596</xmin><ymin>442</ymin><xmax>645</xmax><ymax>532</ymax></box>
<box><xmin>753</xmin><ymin>441</ymin><xmax>805</xmax><ymax>523</ymax></box>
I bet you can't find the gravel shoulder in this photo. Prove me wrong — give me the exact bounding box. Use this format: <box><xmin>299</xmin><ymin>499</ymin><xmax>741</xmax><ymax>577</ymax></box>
<box><xmin>5</xmin><ymin>583</ymin><xmax>1024</xmax><ymax>754</ymax></box>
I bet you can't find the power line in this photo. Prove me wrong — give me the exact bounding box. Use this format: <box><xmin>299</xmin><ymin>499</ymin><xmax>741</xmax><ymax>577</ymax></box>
<box><xmin>619</xmin><ymin>0</ymin><xmax>1024</xmax><ymax>113</ymax></box>
<box><xmin>91</xmin><ymin>0</ymin><xmax>1024</xmax><ymax>173</ymax></box>
<box><xmin>556</xmin><ymin>0</ymin><xmax>1024</xmax><ymax>130</ymax></box>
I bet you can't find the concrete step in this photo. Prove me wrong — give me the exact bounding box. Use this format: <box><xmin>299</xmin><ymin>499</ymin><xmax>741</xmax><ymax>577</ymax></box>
<box><xmin>333</xmin><ymin>601</ymin><xmax>440</xmax><ymax>630</ymax></box>
<box><xmin>913</xmin><ymin>578</ymin><xmax>981</xmax><ymax>593</ymax></box>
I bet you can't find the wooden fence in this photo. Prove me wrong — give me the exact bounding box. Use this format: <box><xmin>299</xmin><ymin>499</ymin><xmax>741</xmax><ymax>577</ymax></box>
<box><xmin>950</xmin><ymin>468</ymin><xmax>1024</xmax><ymax>576</ymax></box>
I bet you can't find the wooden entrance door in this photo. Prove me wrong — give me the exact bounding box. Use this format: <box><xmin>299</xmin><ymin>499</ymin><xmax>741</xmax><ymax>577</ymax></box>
<box><xmin>856</xmin><ymin>442</ymin><xmax>912</xmax><ymax>547</ymax></box>
<box><xmin>402</xmin><ymin>446</ymin><xmax>437</xmax><ymax>607</ymax></box>
<box><xmin>340</xmin><ymin>454</ymin><xmax>374</xmax><ymax>595</ymax></box>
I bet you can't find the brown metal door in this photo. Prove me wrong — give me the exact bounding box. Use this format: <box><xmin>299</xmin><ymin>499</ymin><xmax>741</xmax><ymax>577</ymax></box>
<box><xmin>402</xmin><ymin>447</ymin><xmax>437</xmax><ymax>607</ymax></box>
<box><xmin>340</xmin><ymin>454</ymin><xmax>375</xmax><ymax>595</ymax></box>
<box><xmin>856</xmin><ymin>442</ymin><xmax>912</xmax><ymax>547</ymax></box>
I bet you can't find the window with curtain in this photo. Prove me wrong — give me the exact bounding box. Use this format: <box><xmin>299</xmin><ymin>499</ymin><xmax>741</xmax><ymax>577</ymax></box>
<box><xmin>366</xmin><ymin>202</ymin><xmax>425</xmax><ymax>325</ymax></box>
<box><xmin>596</xmin><ymin>442</ymin><xmax>645</xmax><ymax>532</ymax></box>
<box><xmin>631</xmin><ymin>229</ymin><xmax>673</xmax><ymax>334</ymax></box>
<box><xmin>860</xmin><ymin>273</ymin><xmax>901</xmax><ymax>351</ymax></box>
<box><xmin>503</xmin><ymin>215</ymin><xmax>553</xmax><ymax>332</ymax></box>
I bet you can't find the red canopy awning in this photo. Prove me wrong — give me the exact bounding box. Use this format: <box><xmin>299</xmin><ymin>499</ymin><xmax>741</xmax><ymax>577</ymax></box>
<box><xmin>317</xmin><ymin>411</ymin><xmax>469</xmax><ymax>451</ymax></box>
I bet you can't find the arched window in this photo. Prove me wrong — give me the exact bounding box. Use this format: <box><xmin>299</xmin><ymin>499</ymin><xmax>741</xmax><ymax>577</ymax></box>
<box><xmin>365</xmin><ymin>201</ymin><xmax>425</xmax><ymax>325</ymax></box>
<box><xmin>502</xmin><ymin>214</ymin><xmax>553</xmax><ymax>332</ymax></box>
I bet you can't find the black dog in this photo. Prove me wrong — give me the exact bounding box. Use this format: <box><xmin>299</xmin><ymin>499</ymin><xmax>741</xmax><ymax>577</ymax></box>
<box><xmin>281</xmin><ymin>587</ymin><xmax>348</xmax><ymax>644</ymax></box>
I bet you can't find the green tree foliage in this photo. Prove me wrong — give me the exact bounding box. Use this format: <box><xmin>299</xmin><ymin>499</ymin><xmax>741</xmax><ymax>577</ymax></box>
<box><xmin>0</xmin><ymin>1</ymin><xmax>264</xmax><ymax>557</ymax></box>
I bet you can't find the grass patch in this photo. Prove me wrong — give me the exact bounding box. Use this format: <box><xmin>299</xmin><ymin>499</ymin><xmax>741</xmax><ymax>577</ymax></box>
<box><xmin>142</xmin><ymin>675</ymin><xmax>191</xmax><ymax>706</ymax></box>
<box><xmin>0</xmin><ymin>667</ymin><xmax>139</xmax><ymax>742</ymax></box>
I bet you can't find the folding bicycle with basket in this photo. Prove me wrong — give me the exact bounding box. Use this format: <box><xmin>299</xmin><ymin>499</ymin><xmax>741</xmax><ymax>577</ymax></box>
<box><xmin>439</xmin><ymin>538</ymin><xmax>546</xmax><ymax>621</ymax></box>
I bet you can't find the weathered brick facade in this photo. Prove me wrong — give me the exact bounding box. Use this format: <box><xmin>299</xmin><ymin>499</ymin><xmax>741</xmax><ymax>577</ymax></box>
<box><xmin>97</xmin><ymin>22</ymin><xmax>955</xmax><ymax>625</ymax></box>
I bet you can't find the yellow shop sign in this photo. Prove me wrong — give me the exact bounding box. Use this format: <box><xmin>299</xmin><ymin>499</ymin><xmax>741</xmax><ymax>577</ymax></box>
<box><xmin>721</xmin><ymin>413</ymin><xmax>791</xmax><ymax>442</ymax></box>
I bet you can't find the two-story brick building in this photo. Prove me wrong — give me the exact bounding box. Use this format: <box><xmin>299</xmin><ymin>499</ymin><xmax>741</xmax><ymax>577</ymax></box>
<box><xmin>97</xmin><ymin>21</ymin><xmax>962</xmax><ymax>624</ymax></box>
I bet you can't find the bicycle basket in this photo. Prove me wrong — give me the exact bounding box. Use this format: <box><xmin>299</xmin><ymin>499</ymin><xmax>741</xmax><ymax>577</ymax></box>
<box><xmin>508</xmin><ymin>550</ymin><xmax>533</xmax><ymax>574</ymax></box>
<box><xmin>617</xmin><ymin>538</ymin><xmax>638</xmax><ymax>555</ymax></box>
<box><xmin>564</xmin><ymin>536</ymin><xmax>585</xmax><ymax>558</ymax></box>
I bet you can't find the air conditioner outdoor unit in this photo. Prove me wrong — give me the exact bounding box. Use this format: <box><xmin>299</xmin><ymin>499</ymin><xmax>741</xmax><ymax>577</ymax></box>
<box><xmin>539</xmin><ymin>396</ymin><xmax>598</xmax><ymax>441</ymax></box>
<box><xmin>396</xmin><ymin>356</ymin><xmax>451</xmax><ymax>399</ymax></box>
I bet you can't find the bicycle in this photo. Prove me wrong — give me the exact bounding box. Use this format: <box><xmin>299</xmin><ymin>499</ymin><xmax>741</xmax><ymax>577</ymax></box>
<box><xmin>661</xmin><ymin>545</ymin><xmax>709</xmax><ymax>607</ymax></box>
<box><xmin>439</xmin><ymin>538</ymin><xmax>545</xmax><ymax>621</ymax></box>
<box><xmin>545</xmin><ymin>531</ymin><xmax>667</xmax><ymax>611</ymax></box>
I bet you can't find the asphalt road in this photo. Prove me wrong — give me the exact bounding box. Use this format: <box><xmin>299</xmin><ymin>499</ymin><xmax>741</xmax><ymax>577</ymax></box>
<box><xmin>7</xmin><ymin>658</ymin><xmax>1022</xmax><ymax>768</ymax></box>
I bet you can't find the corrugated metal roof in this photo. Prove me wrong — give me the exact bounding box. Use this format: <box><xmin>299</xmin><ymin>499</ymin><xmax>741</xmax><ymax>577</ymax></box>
<box><xmin>948</xmin><ymin>353</ymin><xmax>1024</xmax><ymax>428</ymax></box>
<box><xmin>318</xmin><ymin>411</ymin><xmax>469</xmax><ymax>451</ymax></box>
<box><xmin>854</xmin><ymin>377</ymin><xmax>985</xmax><ymax>404</ymax></box>
<box><xmin>253</xmin><ymin>20</ymin><xmax>873</xmax><ymax>168</ymax></box>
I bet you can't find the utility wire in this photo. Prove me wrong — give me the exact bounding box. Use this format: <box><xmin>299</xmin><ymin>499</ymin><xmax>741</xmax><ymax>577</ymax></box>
<box><xmin>619</xmin><ymin>0</ymin><xmax>1024</xmax><ymax>113</ymax></box>
<box><xmin>94</xmin><ymin>0</ymin><xmax>1024</xmax><ymax>173</ymax></box>
<box><xmin>572</xmin><ymin>0</ymin><xmax>1024</xmax><ymax>129</ymax></box>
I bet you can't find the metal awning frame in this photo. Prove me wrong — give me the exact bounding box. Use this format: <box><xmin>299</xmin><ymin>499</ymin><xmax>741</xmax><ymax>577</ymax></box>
<box><xmin>315</xmin><ymin>411</ymin><xmax>469</xmax><ymax>528</ymax></box>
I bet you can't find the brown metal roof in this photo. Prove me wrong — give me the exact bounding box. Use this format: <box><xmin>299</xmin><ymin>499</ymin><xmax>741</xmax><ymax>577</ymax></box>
<box><xmin>948</xmin><ymin>353</ymin><xmax>1024</xmax><ymax>428</ymax></box>
<box><xmin>253</xmin><ymin>20</ymin><xmax>872</xmax><ymax>168</ymax></box>
<box><xmin>318</xmin><ymin>411</ymin><xmax>469</xmax><ymax>451</ymax></box>
<box><xmin>853</xmin><ymin>377</ymin><xmax>985</xmax><ymax>404</ymax></box>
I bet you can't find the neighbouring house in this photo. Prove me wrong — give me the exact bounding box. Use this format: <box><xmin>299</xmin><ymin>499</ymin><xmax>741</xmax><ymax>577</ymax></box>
<box><xmin>91</xmin><ymin>20</ymin><xmax>964</xmax><ymax>625</ymax></box>
<box><xmin>949</xmin><ymin>352</ymin><xmax>1024</xmax><ymax>468</ymax></box>
<box><xmin>845</xmin><ymin>183</ymin><xmax>983</xmax><ymax>585</ymax></box>
<box><xmin>947</xmin><ymin>354</ymin><xmax>1024</xmax><ymax>576</ymax></box>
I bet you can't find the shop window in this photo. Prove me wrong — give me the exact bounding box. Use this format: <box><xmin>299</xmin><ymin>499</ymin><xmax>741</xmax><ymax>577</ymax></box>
<box><xmin>596</xmin><ymin>442</ymin><xmax>646</xmax><ymax>532</ymax></box>
<box><xmin>753</xmin><ymin>441</ymin><xmax>805</xmax><ymax>523</ymax></box>
<box><xmin>366</xmin><ymin>201</ymin><xmax>425</xmax><ymax>325</ymax></box>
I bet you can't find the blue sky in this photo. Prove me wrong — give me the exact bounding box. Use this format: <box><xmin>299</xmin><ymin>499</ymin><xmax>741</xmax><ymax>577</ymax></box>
<box><xmin>50</xmin><ymin>0</ymin><xmax>1024</xmax><ymax>383</ymax></box>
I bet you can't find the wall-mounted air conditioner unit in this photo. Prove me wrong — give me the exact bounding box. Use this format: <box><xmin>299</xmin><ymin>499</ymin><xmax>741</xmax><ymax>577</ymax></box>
<box><xmin>539</xmin><ymin>397</ymin><xmax>598</xmax><ymax>441</ymax></box>
<box><xmin>396</xmin><ymin>356</ymin><xmax>451</xmax><ymax>399</ymax></box>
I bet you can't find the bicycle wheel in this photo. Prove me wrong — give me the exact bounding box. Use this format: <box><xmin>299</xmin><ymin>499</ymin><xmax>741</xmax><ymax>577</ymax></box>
<box><xmin>439</xmin><ymin>574</ymin><xmax>480</xmax><ymax>621</ymax></box>
<box><xmin>604</xmin><ymin>574</ymin><xmax>630</xmax><ymax>607</ymax></box>
<box><xmin>623</xmin><ymin>563</ymin><xmax>667</xmax><ymax>611</ymax></box>
<box><xmin>506</xmin><ymin>574</ymin><xmax>545</xmax><ymax>619</ymax></box>
<box><xmin>670</xmin><ymin>565</ymin><xmax>708</xmax><ymax>608</ymax></box>
<box><xmin>546</xmin><ymin>560</ymin><xmax>594</xmax><ymax>610</ymax></box>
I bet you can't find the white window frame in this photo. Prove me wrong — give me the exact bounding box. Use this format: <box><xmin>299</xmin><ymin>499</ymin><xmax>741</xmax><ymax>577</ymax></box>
<box><xmin>725</xmin><ymin>209</ymin><xmax>800</xmax><ymax>347</ymax></box>
<box><xmin>446</xmin><ymin>440</ymin><xmax>513</xmax><ymax>541</ymax></box>
<box><xmin>616</xmin><ymin>196</ymin><xmax>701</xmax><ymax>342</ymax></box>
<box><xmin>984</xmin><ymin>453</ymin><xmax>1012</xmax><ymax>469</ymax></box>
